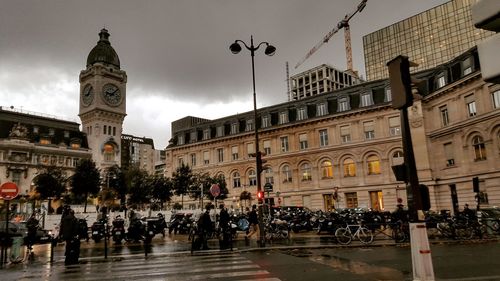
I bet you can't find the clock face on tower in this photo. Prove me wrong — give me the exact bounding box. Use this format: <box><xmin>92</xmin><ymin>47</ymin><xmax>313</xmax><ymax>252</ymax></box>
<box><xmin>102</xmin><ymin>83</ymin><xmax>122</xmax><ymax>106</ymax></box>
<box><xmin>82</xmin><ymin>84</ymin><xmax>94</xmax><ymax>106</ymax></box>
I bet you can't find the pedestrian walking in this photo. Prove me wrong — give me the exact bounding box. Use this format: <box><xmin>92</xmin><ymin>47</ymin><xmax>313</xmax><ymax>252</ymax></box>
<box><xmin>198</xmin><ymin>206</ymin><xmax>213</xmax><ymax>250</ymax></box>
<box><xmin>60</xmin><ymin>208</ymin><xmax>80</xmax><ymax>265</ymax></box>
<box><xmin>245</xmin><ymin>205</ymin><xmax>259</xmax><ymax>243</ymax></box>
<box><xmin>26</xmin><ymin>213</ymin><xmax>39</xmax><ymax>250</ymax></box>
<box><xmin>218</xmin><ymin>204</ymin><xmax>231</xmax><ymax>250</ymax></box>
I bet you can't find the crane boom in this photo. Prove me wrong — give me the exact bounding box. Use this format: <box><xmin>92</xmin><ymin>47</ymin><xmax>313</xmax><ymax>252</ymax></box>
<box><xmin>294</xmin><ymin>0</ymin><xmax>367</xmax><ymax>70</ymax></box>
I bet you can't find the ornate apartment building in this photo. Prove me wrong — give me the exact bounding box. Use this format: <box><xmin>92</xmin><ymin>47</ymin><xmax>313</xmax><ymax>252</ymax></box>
<box><xmin>0</xmin><ymin>107</ymin><xmax>92</xmax><ymax>212</ymax></box>
<box><xmin>166</xmin><ymin>47</ymin><xmax>500</xmax><ymax>213</ymax></box>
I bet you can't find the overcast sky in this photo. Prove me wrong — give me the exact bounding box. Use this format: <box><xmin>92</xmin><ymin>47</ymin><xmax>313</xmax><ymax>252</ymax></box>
<box><xmin>0</xmin><ymin>0</ymin><xmax>448</xmax><ymax>149</ymax></box>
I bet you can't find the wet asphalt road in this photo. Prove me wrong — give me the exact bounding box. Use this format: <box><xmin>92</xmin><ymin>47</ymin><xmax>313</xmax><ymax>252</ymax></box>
<box><xmin>1</xmin><ymin>232</ymin><xmax>499</xmax><ymax>280</ymax></box>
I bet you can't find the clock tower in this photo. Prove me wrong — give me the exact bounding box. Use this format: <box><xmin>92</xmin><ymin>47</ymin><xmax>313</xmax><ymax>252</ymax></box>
<box><xmin>79</xmin><ymin>28</ymin><xmax>127</xmax><ymax>171</ymax></box>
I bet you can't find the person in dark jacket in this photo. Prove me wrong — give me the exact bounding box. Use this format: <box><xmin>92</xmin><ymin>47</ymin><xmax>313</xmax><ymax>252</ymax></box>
<box><xmin>198</xmin><ymin>206</ymin><xmax>213</xmax><ymax>250</ymax></box>
<box><xmin>26</xmin><ymin>213</ymin><xmax>39</xmax><ymax>250</ymax></box>
<box><xmin>245</xmin><ymin>205</ymin><xmax>259</xmax><ymax>242</ymax></box>
<box><xmin>60</xmin><ymin>209</ymin><xmax>80</xmax><ymax>265</ymax></box>
<box><xmin>218</xmin><ymin>204</ymin><xmax>231</xmax><ymax>249</ymax></box>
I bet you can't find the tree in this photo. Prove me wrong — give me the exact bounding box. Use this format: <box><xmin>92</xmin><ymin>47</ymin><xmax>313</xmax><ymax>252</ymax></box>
<box><xmin>70</xmin><ymin>159</ymin><xmax>100</xmax><ymax>213</ymax></box>
<box><xmin>33</xmin><ymin>166</ymin><xmax>67</xmax><ymax>214</ymax></box>
<box><xmin>239</xmin><ymin>191</ymin><xmax>253</xmax><ymax>211</ymax></box>
<box><xmin>107</xmin><ymin>165</ymin><xmax>127</xmax><ymax>208</ymax></box>
<box><xmin>151</xmin><ymin>175</ymin><xmax>173</xmax><ymax>210</ymax></box>
<box><xmin>172</xmin><ymin>163</ymin><xmax>194</xmax><ymax>209</ymax></box>
<box><xmin>126</xmin><ymin>167</ymin><xmax>150</xmax><ymax>208</ymax></box>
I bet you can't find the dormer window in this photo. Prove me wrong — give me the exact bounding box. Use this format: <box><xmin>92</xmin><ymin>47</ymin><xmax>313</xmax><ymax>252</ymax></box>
<box><xmin>317</xmin><ymin>103</ymin><xmax>327</xmax><ymax>116</ymax></box>
<box><xmin>262</xmin><ymin>115</ymin><xmax>271</xmax><ymax>128</ymax></box>
<box><xmin>385</xmin><ymin>87</ymin><xmax>392</xmax><ymax>102</ymax></box>
<box><xmin>245</xmin><ymin>119</ymin><xmax>254</xmax><ymax>131</ymax></box>
<box><xmin>216</xmin><ymin>126</ymin><xmax>224</xmax><ymax>137</ymax></box>
<box><xmin>297</xmin><ymin>107</ymin><xmax>307</xmax><ymax>120</ymax></box>
<box><xmin>178</xmin><ymin>135</ymin><xmax>184</xmax><ymax>145</ymax></box>
<box><xmin>230</xmin><ymin>122</ymin><xmax>238</xmax><ymax>134</ymax></box>
<box><xmin>338</xmin><ymin>96</ymin><xmax>350</xmax><ymax>112</ymax></box>
<box><xmin>64</xmin><ymin>131</ymin><xmax>70</xmax><ymax>138</ymax></box>
<box><xmin>190</xmin><ymin>131</ymin><xmax>197</xmax><ymax>143</ymax></box>
<box><xmin>33</xmin><ymin>126</ymin><xmax>39</xmax><ymax>134</ymax></box>
<box><xmin>462</xmin><ymin>57</ymin><xmax>472</xmax><ymax>76</ymax></box>
<box><xmin>437</xmin><ymin>73</ymin><xmax>446</xmax><ymax>88</ymax></box>
<box><xmin>49</xmin><ymin>128</ymin><xmax>55</xmax><ymax>136</ymax></box>
<box><xmin>203</xmin><ymin>129</ymin><xmax>210</xmax><ymax>140</ymax></box>
<box><xmin>360</xmin><ymin>92</ymin><xmax>374</xmax><ymax>107</ymax></box>
<box><xmin>279</xmin><ymin>111</ymin><xmax>289</xmax><ymax>124</ymax></box>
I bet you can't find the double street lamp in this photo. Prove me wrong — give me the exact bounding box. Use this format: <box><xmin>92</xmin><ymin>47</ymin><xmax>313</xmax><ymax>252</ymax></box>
<box><xmin>229</xmin><ymin>36</ymin><xmax>276</xmax><ymax>247</ymax></box>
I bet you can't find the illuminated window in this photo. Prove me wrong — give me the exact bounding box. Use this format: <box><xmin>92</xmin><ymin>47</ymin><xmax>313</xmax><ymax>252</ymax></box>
<box><xmin>40</xmin><ymin>138</ymin><xmax>51</xmax><ymax>145</ymax></box>
<box><xmin>343</xmin><ymin>158</ymin><xmax>356</xmax><ymax>177</ymax></box>
<box><xmin>472</xmin><ymin>136</ymin><xmax>486</xmax><ymax>161</ymax></box>
<box><xmin>301</xmin><ymin>163</ymin><xmax>312</xmax><ymax>181</ymax></box>
<box><xmin>367</xmin><ymin>155</ymin><xmax>381</xmax><ymax>175</ymax></box>
<box><xmin>321</xmin><ymin>160</ymin><xmax>333</xmax><ymax>178</ymax></box>
<box><xmin>71</xmin><ymin>143</ymin><xmax>80</xmax><ymax>149</ymax></box>
<box><xmin>104</xmin><ymin>143</ymin><xmax>115</xmax><ymax>162</ymax></box>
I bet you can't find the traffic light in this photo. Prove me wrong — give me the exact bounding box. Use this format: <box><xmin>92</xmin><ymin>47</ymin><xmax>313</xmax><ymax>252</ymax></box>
<box><xmin>257</xmin><ymin>191</ymin><xmax>264</xmax><ymax>203</ymax></box>
<box><xmin>256</xmin><ymin>151</ymin><xmax>267</xmax><ymax>175</ymax></box>
<box><xmin>387</xmin><ymin>55</ymin><xmax>414</xmax><ymax>109</ymax></box>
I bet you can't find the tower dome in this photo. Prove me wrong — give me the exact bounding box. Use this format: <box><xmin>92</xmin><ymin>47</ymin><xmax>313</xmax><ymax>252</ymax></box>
<box><xmin>86</xmin><ymin>28</ymin><xmax>121</xmax><ymax>69</ymax></box>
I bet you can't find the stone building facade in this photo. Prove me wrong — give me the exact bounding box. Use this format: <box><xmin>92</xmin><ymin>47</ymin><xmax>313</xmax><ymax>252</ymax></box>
<box><xmin>166</xmin><ymin>47</ymin><xmax>500</xmax><ymax>213</ymax></box>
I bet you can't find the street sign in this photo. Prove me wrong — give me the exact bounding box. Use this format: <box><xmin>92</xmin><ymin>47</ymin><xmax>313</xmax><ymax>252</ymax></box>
<box><xmin>210</xmin><ymin>184</ymin><xmax>220</xmax><ymax>197</ymax></box>
<box><xmin>0</xmin><ymin>182</ymin><xmax>19</xmax><ymax>200</ymax></box>
<box><xmin>264</xmin><ymin>182</ymin><xmax>273</xmax><ymax>192</ymax></box>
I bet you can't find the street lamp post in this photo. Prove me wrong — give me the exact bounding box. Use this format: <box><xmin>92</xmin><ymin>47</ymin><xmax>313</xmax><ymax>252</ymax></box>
<box><xmin>230</xmin><ymin>36</ymin><xmax>275</xmax><ymax>247</ymax></box>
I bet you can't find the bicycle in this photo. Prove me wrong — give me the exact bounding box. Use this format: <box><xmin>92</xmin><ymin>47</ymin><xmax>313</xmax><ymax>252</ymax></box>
<box><xmin>335</xmin><ymin>224</ymin><xmax>374</xmax><ymax>245</ymax></box>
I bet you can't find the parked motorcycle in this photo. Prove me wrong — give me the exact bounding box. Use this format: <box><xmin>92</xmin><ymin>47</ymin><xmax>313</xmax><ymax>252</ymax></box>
<box><xmin>127</xmin><ymin>217</ymin><xmax>145</xmax><ymax>242</ymax></box>
<box><xmin>91</xmin><ymin>217</ymin><xmax>107</xmax><ymax>243</ymax></box>
<box><xmin>77</xmin><ymin>216</ymin><xmax>89</xmax><ymax>242</ymax></box>
<box><xmin>168</xmin><ymin>213</ymin><xmax>184</xmax><ymax>234</ymax></box>
<box><xmin>111</xmin><ymin>215</ymin><xmax>126</xmax><ymax>244</ymax></box>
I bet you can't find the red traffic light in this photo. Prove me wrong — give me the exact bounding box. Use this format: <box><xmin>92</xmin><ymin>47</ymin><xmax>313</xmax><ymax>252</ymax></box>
<box><xmin>257</xmin><ymin>191</ymin><xmax>264</xmax><ymax>200</ymax></box>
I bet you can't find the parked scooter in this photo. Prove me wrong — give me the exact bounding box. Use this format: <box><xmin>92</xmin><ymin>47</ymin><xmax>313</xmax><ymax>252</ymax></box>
<box><xmin>91</xmin><ymin>217</ymin><xmax>107</xmax><ymax>243</ymax></box>
<box><xmin>77</xmin><ymin>216</ymin><xmax>89</xmax><ymax>242</ymax></box>
<box><xmin>111</xmin><ymin>215</ymin><xmax>126</xmax><ymax>244</ymax></box>
<box><xmin>127</xmin><ymin>217</ymin><xmax>145</xmax><ymax>242</ymax></box>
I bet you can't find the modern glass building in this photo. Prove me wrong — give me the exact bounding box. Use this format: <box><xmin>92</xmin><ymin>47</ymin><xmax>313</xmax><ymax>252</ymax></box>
<box><xmin>363</xmin><ymin>0</ymin><xmax>494</xmax><ymax>81</ymax></box>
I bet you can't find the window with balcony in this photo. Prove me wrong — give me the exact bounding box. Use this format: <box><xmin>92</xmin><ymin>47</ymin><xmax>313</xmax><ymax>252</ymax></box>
<box><xmin>389</xmin><ymin>116</ymin><xmax>401</xmax><ymax>136</ymax></box>
<box><xmin>263</xmin><ymin>140</ymin><xmax>271</xmax><ymax>155</ymax></box>
<box><xmin>363</xmin><ymin>121</ymin><xmax>375</xmax><ymax>140</ymax></box>
<box><xmin>231</xmin><ymin>146</ymin><xmax>239</xmax><ymax>160</ymax></box>
<box><xmin>299</xmin><ymin>133</ymin><xmax>308</xmax><ymax>150</ymax></box>
<box><xmin>340</xmin><ymin>125</ymin><xmax>351</xmax><ymax>143</ymax></box>
<box><xmin>444</xmin><ymin>142</ymin><xmax>455</xmax><ymax>167</ymax></box>
<box><xmin>319</xmin><ymin>129</ymin><xmax>328</xmax><ymax>147</ymax></box>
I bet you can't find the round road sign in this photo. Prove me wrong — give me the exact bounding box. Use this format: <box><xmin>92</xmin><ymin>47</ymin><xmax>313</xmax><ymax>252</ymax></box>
<box><xmin>0</xmin><ymin>182</ymin><xmax>19</xmax><ymax>200</ymax></box>
<box><xmin>210</xmin><ymin>184</ymin><xmax>220</xmax><ymax>197</ymax></box>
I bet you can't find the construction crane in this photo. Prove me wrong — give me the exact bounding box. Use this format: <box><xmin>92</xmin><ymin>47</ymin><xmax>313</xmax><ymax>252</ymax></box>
<box><xmin>294</xmin><ymin>0</ymin><xmax>368</xmax><ymax>72</ymax></box>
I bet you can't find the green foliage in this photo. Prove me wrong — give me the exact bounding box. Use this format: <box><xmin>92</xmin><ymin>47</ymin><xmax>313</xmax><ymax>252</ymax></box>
<box><xmin>126</xmin><ymin>167</ymin><xmax>150</xmax><ymax>205</ymax></box>
<box><xmin>172</xmin><ymin>163</ymin><xmax>194</xmax><ymax>197</ymax></box>
<box><xmin>70</xmin><ymin>158</ymin><xmax>100</xmax><ymax>203</ymax></box>
<box><xmin>151</xmin><ymin>175</ymin><xmax>173</xmax><ymax>205</ymax></box>
<box><xmin>172</xmin><ymin>202</ymin><xmax>183</xmax><ymax>210</ymax></box>
<box><xmin>33</xmin><ymin>166</ymin><xmax>67</xmax><ymax>200</ymax></box>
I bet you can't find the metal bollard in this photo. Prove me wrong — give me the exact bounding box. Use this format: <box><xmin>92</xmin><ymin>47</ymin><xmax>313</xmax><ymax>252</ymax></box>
<box><xmin>50</xmin><ymin>236</ymin><xmax>57</xmax><ymax>263</ymax></box>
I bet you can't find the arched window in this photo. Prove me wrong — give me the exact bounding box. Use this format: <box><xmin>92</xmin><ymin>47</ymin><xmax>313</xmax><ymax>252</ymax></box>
<box><xmin>321</xmin><ymin>160</ymin><xmax>333</xmax><ymax>178</ymax></box>
<box><xmin>392</xmin><ymin>151</ymin><xmax>404</xmax><ymax>165</ymax></box>
<box><xmin>249</xmin><ymin>170</ymin><xmax>257</xmax><ymax>186</ymax></box>
<box><xmin>301</xmin><ymin>163</ymin><xmax>312</xmax><ymax>181</ymax></box>
<box><xmin>367</xmin><ymin>155</ymin><xmax>381</xmax><ymax>175</ymax></box>
<box><xmin>343</xmin><ymin>158</ymin><xmax>356</xmax><ymax>177</ymax></box>
<box><xmin>232</xmin><ymin>172</ymin><xmax>241</xmax><ymax>188</ymax></box>
<box><xmin>264</xmin><ymin>167</ymin><xmax>274</xmax><ymax>184</ymax></box>
<box><xmin>103</xmin><ymin>143</ymin><xmax>115</xmax><ymax>162</ymax></box>
<box><xmin>282</xmin><ymin>165</ymin><xmax>292</xmax><ymax>183</ymax></box>
<box><xmin>472</xmin><ymin>136</ymin><xmax>487</xmax><ymax>161</ymax></box>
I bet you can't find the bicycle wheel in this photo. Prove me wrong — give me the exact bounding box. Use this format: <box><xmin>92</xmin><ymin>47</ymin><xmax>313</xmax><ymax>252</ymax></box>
<box><xmin>335</xmin><ymin>227</ymin><xmax>352</xmax><ymax>245</ymax></box>
<box><xmin>392</xmin><ymin>227</ymin><xmax>407</xmax><ymax>243</ymax></box>
<box><xmin>357</xmin><ymin>227</ymin><xmax>374</xmax><ymax>244</ymax></box>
